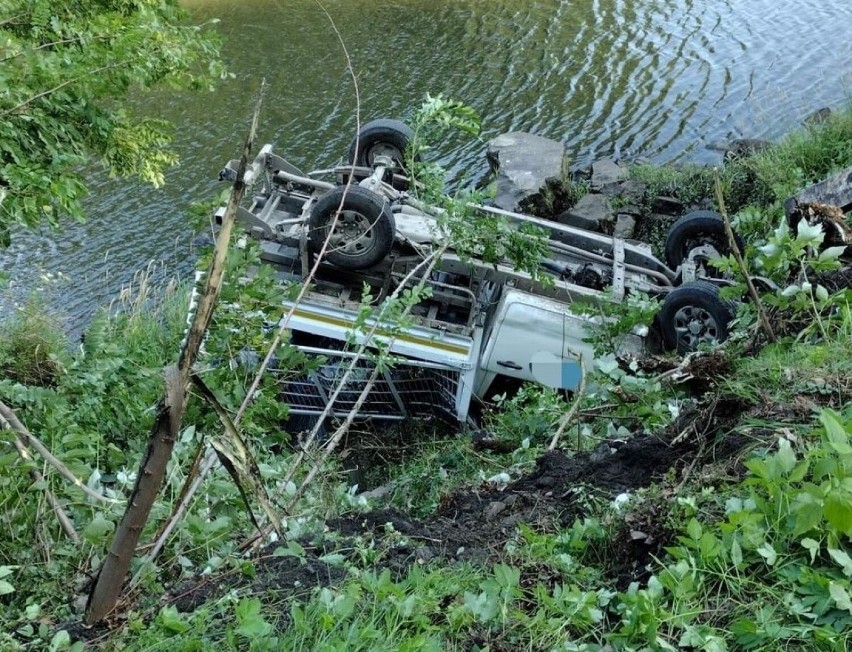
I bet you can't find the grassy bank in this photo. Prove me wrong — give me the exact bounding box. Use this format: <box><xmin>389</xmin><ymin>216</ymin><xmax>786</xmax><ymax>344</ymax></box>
<box><xmin>1</xmin><ymin>104</ymin><xmax>851</xmax><ymax>650</ymax></box>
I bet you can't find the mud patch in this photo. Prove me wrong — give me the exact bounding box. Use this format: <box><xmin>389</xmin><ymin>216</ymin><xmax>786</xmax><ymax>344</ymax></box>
<box><xmin>167</xmin><ymin>543</ymin><xmax>346</xmax><ymax>613</ymax></box>
<box><xmin>513</xmin><ymin>436</ymin><xmax>682</xmax><ymax>496</ymax></box>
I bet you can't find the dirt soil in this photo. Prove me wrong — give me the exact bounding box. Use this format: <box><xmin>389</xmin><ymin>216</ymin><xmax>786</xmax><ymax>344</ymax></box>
<box><xmin>330</xmin><ymin>395</ymin><xmax>753</xmax><ymax>580</ymax></box>
<box><xmin>94</xmin><ymin>391</ymin><xmax>800</xmax><ymax>644</ymax></box>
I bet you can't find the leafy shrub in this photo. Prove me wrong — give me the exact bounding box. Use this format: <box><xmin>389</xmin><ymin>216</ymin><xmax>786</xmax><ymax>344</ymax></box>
<box><xmin>0</xmin><ymin>303</ymin><xmax>68</xmax><ymax>386</ymax></box>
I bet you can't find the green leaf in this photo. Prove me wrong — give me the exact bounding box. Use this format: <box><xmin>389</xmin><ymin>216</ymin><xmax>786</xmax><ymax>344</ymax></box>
<box><xmin>756</xmin><ymin>542</ymin><xmax>777</xmax><ymax>566</ymax></box>
<box><xmin>795</xmin><ymin>221</ymin><xmax>825</xmax><ymax>247</ymax></box>
<box><xmin>824</xmin><ymin>487</ymin><xmax>852</xmax><ymax>535</ymax></box>
<box><xmin>821</xmin><ymin>409</ymin><xmax>852</xmax><ymax>455</ymax></box>
<box><xmin>0</xmin><ymin>580</ymin><xmax>14</xmax><ymax>595</ymax></box>
<box><xmin>235</xmin><ymin>598</ymin><xmax>272</xmax><ymax>639</ymax></box>
<box><xmin>801</xmin><ymin>538</ymin><xmax>820</xmax><ymax>564</ymax></box>
<box><xmin>828</xmin><ymin>548</ymin><xmax>852</xmax><ymax>576</ymax></box>
<box><xmin>793</xmin><ymin>490</ymin><xmax>824</xmax><ymax>535</ymax></box>
<box><xmin>829</xmin><ymin>582</ymin><xmax>852</xmax><ymax>615</ymax></box>
<box><xmin>819</xmin><ymin>246</ymin><xmax>847</xmax><ymax>261</ymax></box>
<box><xmin>157</xmin><ymin>606</ymin><xmax>189</xmax><ymax>633</ymax></box>
<box><xmin>84</xmin><ymin>514</ymin><xmax>115</xmax><ymax>543</ymax></box>
<box><xmin>687</xmin><ymin>518</ymin><xmax>703</xmax><ymax>541</ymax></box>
<box><xmin>49</xmin><ymin>630</ymin><xmax>71</xmax><ymax>652</ymax></box>
<box><xmin>273</xmin><ymin>541</ymin><xmax>305</xmax><ymax>560</ymax></box>
<box><xmin>319</xmin><ymin>552</ymin><xmax>346</xmax><ymax>567</ymax></box>
<box><xmin>731</xmin><ymin>538</ymin><xmax>743</xmax><ymax>567</ymax></box>
<box><xmin>775</xmin><ymin>439</ymin><xmax>797</xmax><ymax>474</ymax></box>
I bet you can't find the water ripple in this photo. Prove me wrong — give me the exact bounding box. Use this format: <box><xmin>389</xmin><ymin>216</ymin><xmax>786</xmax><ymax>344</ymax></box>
<box><xmin>3</xmin><ymin>0</ymin><xmax>851</xmax><ymax>331</ymax></box>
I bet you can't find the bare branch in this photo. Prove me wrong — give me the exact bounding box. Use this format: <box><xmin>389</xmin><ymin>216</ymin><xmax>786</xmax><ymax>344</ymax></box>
<box><xmin>713</xmin><ymin>170</ymin><xmax>776</xmax><ymax>343</ymax></box>
<box><xmin>0</xmin><ymin>62</ymin><xmax>128</xmax><ymax>118</ymax></box>
<box><xmin>0</xmin><ymin>400</ymin><xmax>119</xmax><ymax>504</ymax></box>
<box><xmin>84</xmin><ymin>83</ymin><xmax>266</xmax><ymax>625</ymax></box>
<box><xmin>548</xmin><ymin>360</ymin><xmax>586</xmax><ymax>451</ymax></box>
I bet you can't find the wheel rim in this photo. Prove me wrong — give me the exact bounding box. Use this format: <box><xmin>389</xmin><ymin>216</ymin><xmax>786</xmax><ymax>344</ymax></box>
<box><xmin>366</xmin><ymin>142</ymin><xmax>404</xmax><ymax>168</ymax></box>
<box><xmin>327</xmin><ymin>209</ymin><xmax>376</xmax><ymax>257</ymax></box>
<box><xmin>673</xmin><ymin>305</ymin><xmax>720</xmax><ymax>350</ymax></box>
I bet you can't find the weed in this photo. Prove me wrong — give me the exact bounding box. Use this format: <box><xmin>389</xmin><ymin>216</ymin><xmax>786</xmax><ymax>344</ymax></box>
<box><xmin>0</xmin><ymin>299</ymin><xmax>68</xmax><ymax>386</ymax></box>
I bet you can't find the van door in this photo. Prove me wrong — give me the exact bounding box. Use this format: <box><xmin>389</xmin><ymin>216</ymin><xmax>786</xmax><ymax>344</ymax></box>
<box><xmin>480</xmin><ymin>289</ymin><xmax>595</xmax><ymax>391</ymax></box>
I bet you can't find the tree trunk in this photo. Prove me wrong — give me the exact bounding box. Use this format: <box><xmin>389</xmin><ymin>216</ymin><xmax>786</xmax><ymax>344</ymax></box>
<box><xmin>84</xmin><ymin>86</ymin><xmax>264</xmax><ymax>624</ymax></box>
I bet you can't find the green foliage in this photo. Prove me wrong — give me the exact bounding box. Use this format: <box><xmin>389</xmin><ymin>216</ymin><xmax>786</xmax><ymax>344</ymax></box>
<box><xmin>487</xmin><ymin>383</ymin><xmax>568</xmax><ymax>444</ymax></box>
<box><xmin>0</xmin><ymin>0</ymin><xmax>225</xmax><ymax>244</ymax></box>
<box><xmin>713</xmin><ymin>206</ymin><xmax>850</xmax><ymax>343</ymax></box>
<box><xmin>630</xmin><ymin>163</ymin><xmax>719</xmax><ymax>209</ymax></box>
<box><xmin>0</xmin><ymin>301</ymin><xmax>68</xmax><ymax>386</ymax></box>
<box><xmin>630</xmin><ymin>104</ymin><xmax>852</xmax><ymax>232</ymax></box>
<box><xmin>406</xmin><ymin>94</ymin><xmax>551</xmax><ymax>280</ymax></box>
<box><xmin>748</xmin><ymin>108</ymin><xmax>852</xmax><ymax>205</ymax></box>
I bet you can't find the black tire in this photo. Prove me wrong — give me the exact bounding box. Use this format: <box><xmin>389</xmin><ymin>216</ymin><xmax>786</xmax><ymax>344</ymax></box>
<box><xmin>348</xmin><ymin>119</ymin><xmax>414</xmax><ymax>173</ymax></box>
<box><xmin>308</xmin><ymin>185</ymin><xmax>396</xmax><ymax>270</ymax></box>
<box><xmin>664</xmin><ymin>210</ymin><xmax>743</xmax><ymax>271</ymax></box>
<box><xmin>657</xmin><ymin>281</ymin><xmax>735</xmax><ymax>354</ymax></box>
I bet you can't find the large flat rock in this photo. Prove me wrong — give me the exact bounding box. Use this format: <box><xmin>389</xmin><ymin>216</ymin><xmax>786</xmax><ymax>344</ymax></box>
<box><xmin>556</xmin><ymin>193</ymin><xmax>613</xmax><ymax>232</ymax></box>
<box><xmin>486</xmin><ymin>132</ymin><xmax>566</xmax><ymax>212</ymax></box>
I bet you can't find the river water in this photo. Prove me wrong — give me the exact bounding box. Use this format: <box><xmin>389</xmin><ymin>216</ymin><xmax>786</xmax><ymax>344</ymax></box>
<box><xmin>2</xmin><ymin>0</ymin><xmax>851</xmax><ymax>333</ymax></box>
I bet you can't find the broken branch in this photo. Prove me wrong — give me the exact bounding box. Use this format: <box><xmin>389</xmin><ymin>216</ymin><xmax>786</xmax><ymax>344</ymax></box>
<box><xmin>713</xmin><ymin>170</ymin><xmax>776</xmax><ymax>343</ymax></box>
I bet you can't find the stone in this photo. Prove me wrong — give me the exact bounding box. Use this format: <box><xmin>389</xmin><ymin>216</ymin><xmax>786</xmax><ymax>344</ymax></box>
<box><xmin>503</xmin><ymin>493</ymin><xmax>519</xmax><ymax>508</ymax></box>
<box><xmin>651</xmin><ymin>195</ymin><xmax>684</xmax><ymax>216</ymax></box>
<box><xmin>415</xmin><ymin>546</ymin><xmax>434</xmax><ymax>563</ymax></box>
<box><xmin>485</xmin><ymin>501</ymin><xmax>507</xmax><ymax>520</ymax></box>
<box><xmin>616</xmin><ymin>179</ymin><xmax>647</xmax><ymax>204</ymax></box>
<box><xmin>486</xmin><ymin>132</ymin><xmax>567</xmax><ymax>212</ymax></box>
<box><xmin>556</xmin><ymin>193</ymin><xmax>613</xmax><ymax>232</ymax></box>
<box><xmin>707</xmin><ymin>138</ymin><xmax>773</xmax><ymax>161</ymax></box>
<box><xmin>723</xmin><ymin>138</ymin><xmax>773</xmax><ymax>162</ymax></box>
<box><xmin>616</xmin><ymin>203</ymin><xmax>643</xmax><ymax>217</ymax></box>
<box><xmin>804</xmin><ymin>107</ymin><xmax>833</xmax><ymax>125</ymax></box>
<box><xmin>614</xmin><ymin>214</ymin><xmax>636</xmax><ymax>239</ymax></box>
<box><xmin>500</xmin><ymin>513</ymin><xmax>525</xmax><ymax>529</ymax></box>
<box><xmin>591</xmin><ymin>158</ymin><xmax>628</xmax><ymax>192</ymax></box>
<box><xmin>359</xmin><ymin>484</ymin><xmax>393</xmax><ymax>501</ymax></box>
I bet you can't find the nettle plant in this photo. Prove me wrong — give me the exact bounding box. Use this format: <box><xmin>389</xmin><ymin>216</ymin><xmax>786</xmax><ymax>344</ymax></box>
<box><xmin>754</xmin><ymin>219</ymin><xmax>847</xmax><ymax>312</ymax></box>
<box><xmin>609</xmin><ymin>408</ymin><xmax>852</xmax><ymax>650</ymax></box>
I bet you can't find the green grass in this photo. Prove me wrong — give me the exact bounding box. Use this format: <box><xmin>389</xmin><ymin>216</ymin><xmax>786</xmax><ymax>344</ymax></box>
<box><xmin>630</xmin><ymin>104</ymin><xmax>852</xmax><ymax>232</ymax></box>
<box><xmin>0</xmin><ymin>298</ymin><xmax>69</xmax><ymax>387</ymax></box>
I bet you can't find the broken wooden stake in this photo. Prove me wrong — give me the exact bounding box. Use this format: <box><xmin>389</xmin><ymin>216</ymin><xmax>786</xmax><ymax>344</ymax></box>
<box><xmin>84</xmin><ymin>82</ymin><xmax>266</xmax><ymax>625</ymax></box>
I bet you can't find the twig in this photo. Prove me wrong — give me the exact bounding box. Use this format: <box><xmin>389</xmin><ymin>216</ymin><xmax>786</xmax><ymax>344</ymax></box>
<box><xmin>547</xmin><ymin>361</ymin><xmax>586</xmax><ymax>451</ymax></box>
<box><xmin>713</xmin><ymin>170</ymin><xmax>776</xmax><ymax>343</ymax></box>
<box><xmin>675</xmin><ymin>438</ymin><xmax>707</xmax><ymax>493</ymax></box>
<box><xmin>0</xmin><ymin>63</ymin><xmax>128</xmax><ymax>118</ymax></box>
<box><xmin>0</xmin><ymin>36</ymin><xmax>111</xmax><ymax>63</ymax></box>
<box><xmin>0</xmin><ymin>401</ymin><xmax>119</xmax><ymax>504</ymax></box>
<box><xmin>7</xmin><ymin>426</ymin><xmax>79</xmax><ymax>545</ymax></box>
